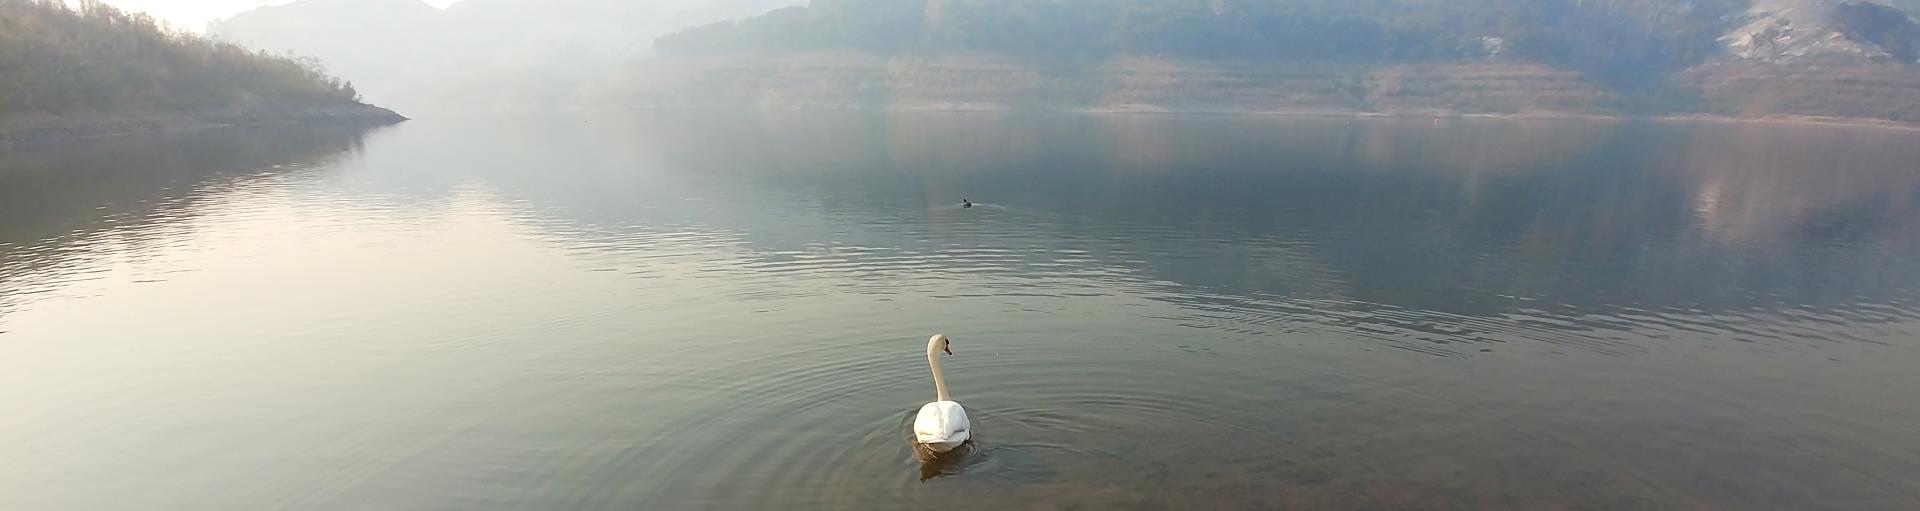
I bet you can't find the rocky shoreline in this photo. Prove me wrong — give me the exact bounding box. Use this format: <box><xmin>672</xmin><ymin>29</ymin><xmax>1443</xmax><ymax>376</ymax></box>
<box><xmin>620</xmin><ymin>102</ymin><xmax>1920</xmax><ymax>133</ymax></box>
<box><xmin>630</xmin><ymin>54</ymin><xmax>1920</xmax><ymax>131</ymax></box>
<box><xmin>0</xmin><ymin>104</ymin><xmax>408</xmax><ymax>146</ymax></box>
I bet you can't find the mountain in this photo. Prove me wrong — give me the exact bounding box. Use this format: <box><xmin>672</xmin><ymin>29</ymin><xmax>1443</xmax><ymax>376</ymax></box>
<box><xmin>1726</xmin><ymin>0</ymin><xmax>1920</xmax><ymax>63</ymax></box>
<box><xmin>656</xmin><ymin>0</ymin><xmax>1749</xmax><ymax>85</ymax></box>
<box><xmin>0</xmin><ymin>0</ymin><xmax>403</xmax><ymax>144</ymax></box>
<box><xmin>660</xmin><ymin>0</ymin><xmax>1920</xmax><ymax>71</ymax></box>
<box><xmin>202</xmin><ymin>0</ymin><xmax>1920</xmax><ymax>125</ymax></box>
<box><xmin>208</xmin><ymin>0</ymin><xmax>439</xmax><ymax>111</ymax></box>
<box><xmin>210</xmin><ymin>0</ymin><xmax>803</xmax><ymax>114</ymax></box>
<box><xmin>635</xmin><ymin>0</ymin><xmax>1920</xmax><ymax>125</ymax></box>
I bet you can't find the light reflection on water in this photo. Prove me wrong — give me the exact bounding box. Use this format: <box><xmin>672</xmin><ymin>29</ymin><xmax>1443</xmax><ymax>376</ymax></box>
<box><xmin>2</xmin><ymin>113</ymin><xmax>1919</xmax><ymax>510</ymax></box>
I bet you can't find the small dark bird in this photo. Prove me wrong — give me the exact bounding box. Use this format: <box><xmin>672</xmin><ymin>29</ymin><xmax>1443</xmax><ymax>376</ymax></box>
<box><xmin>962</xmin><ymin>198</ymin><xmax>973</xmax><ymax>209</ymax></box>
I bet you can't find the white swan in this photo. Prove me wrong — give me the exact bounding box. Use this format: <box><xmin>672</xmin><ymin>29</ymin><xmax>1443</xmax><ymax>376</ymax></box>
<box><xmin>914</xmin><ymin>334</ymin><xmax>970</xmax><ymax>453</ymax></box>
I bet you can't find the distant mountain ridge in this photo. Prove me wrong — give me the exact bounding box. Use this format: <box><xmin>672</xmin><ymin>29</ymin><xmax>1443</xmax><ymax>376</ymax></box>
<box><xmin>210</xmin><ymin>0</ymin><xmax>804</xmax><ymax>114</ymax></box>
<box><xmin>635</xmin><ymin>0</ymin><xmax>1920</xmax><ymax>125</ymax></box>
<box><xmin>209</xmin><ymin>0</ymin><xmax>438</xmax><ymax>111</ymax></box>
<box><xmin>210</xmin><ymin>0</ymin><xmax>1920</xmax><ymax>126</ymax></box>
<box><xmin>657</xmin><ymin>0</ymin><xmax>1920</xmax><ymax>73</ymax></box>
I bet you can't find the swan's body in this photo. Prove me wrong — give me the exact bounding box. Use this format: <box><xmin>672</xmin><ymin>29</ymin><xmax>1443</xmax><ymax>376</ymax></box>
<box><xmin>913</xmin><ymin>334</ymin><xmax>970</xmax><ymax>452</ymax></box>
<box><xmin>915</xmin><ymin>401</ymin><xmax>969</xmax><ymax>452</ymax></box>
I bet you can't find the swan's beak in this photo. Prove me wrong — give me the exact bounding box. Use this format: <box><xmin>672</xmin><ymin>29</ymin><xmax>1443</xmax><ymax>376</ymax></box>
<box><xmin>943</xmin><ymin>345</ymin><xmax>953</xmax><ymax>355</ymax></box>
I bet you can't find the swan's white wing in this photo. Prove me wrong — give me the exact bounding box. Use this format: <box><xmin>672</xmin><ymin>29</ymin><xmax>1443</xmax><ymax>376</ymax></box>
<box><xmin>914</xmin><ymin>401</ymin><xmax>970</xmax><ymax>450</ymax></box>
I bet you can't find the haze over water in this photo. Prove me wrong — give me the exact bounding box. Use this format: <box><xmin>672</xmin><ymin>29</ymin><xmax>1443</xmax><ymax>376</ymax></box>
<box><xmin>3</xmin><ymin>113</ymin><xmax>1919</xmax><ymax>510</ymax></box>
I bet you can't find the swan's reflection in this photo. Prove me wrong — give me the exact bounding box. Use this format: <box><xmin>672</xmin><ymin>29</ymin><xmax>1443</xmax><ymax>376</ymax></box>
<box><xmin>913</xmin><ymin>439</ymin><xmax>982</xmax><ymax>481</ymax></box>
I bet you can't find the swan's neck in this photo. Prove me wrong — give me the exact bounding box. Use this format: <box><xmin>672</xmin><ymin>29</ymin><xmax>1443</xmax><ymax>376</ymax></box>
<box><xmin>927</xmin><ymin>342</ymin><xmax>951</xmax><ymax>402</ymax></box>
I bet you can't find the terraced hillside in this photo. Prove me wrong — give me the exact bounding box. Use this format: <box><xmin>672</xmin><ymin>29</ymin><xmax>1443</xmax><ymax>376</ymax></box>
<box><xmin>631</xmin><ymin>0</ymin><xmax>1920</xmax><ymax>125</ymax></box>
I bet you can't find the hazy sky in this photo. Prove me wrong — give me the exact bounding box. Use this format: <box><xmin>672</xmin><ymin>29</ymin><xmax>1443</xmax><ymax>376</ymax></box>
<box><xmin>97</xmin><ymin>0</ymin><xmax>466</xmax><ymax>31</ymax></box>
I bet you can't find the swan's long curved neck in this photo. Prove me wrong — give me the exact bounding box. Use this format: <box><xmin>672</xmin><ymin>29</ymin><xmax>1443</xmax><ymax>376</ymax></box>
<box><xmin>926</xmin><ymin>339</ymin><xmax>951</xmax><ymax>402</ymax></box>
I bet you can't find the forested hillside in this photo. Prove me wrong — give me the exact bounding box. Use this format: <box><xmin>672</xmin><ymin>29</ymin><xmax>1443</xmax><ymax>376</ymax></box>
<box><xmin>0</xmin><ymin>0</ymin><xmax>402</xmax><ymax>143</ymax></box>
<box><xmin>657</xmin><ymin>0</ymin><xmax>1749</xmax><ymax>86</ymax></box>
<box><xmin>642</xmin><ymin>0</ymin><xmax>1920</xmax><ymax>125</ymax></box>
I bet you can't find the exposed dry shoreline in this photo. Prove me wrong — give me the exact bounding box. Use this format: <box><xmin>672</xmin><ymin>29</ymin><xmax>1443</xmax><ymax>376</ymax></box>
<box><xmin>0</xmin><ymin>104</ymin><xmax>409</xmax><ymax>146</ymax></box>
<box><xmin>628</xmin><ymin>55</ymin><xmax>1920</xmax><ymax>133</ymax></box>
<box><xmin>1236</xmin><ymin>109</ymin><xmax>1920</xmax><ymax>132</ymax></box>
<box><xmin>625</xmin><ymin>102</ymin><xmax>1920</xmax><ymax>133</ymax></box>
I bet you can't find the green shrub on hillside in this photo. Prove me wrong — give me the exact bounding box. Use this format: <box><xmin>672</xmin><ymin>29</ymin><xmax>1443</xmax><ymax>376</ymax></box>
<box><xmin>0</xmin><ymin>0</ymin><xmax>363</xmax><ymax>117</ymax></box>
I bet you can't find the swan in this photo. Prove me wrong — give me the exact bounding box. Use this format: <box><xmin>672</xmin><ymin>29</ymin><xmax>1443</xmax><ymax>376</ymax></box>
<box><xmin>914</xmin><ymin>334</ymin><xmax>970</xmax><ymax>453</ymax></box>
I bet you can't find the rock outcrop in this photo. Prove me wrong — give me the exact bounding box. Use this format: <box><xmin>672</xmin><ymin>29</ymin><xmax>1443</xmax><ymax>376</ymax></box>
<box><xmin>1724</xmin><ymin>0</ymin><xmax>1920</xmax><ymax>64</ymax></box>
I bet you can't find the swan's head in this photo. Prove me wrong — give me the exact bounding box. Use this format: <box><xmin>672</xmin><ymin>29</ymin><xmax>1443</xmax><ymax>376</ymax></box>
<box><xmin>929</xmin><ymin>334</ymin><xmax>953</xmax><ymax>355</ymax></box>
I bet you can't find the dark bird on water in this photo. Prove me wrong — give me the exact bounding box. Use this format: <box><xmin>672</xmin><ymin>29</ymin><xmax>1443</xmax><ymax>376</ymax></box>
<box><xmin>962</xmin><ymin>198</ymin><xmax>973</xmax><ymax>209</ymax></box>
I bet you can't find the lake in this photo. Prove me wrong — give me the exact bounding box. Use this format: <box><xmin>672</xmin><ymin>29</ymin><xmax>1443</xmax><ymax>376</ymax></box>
<box><xmin>3</xmin><ymin>113</ymin><xmax>1919</xmax><ymax>510</ymax></box>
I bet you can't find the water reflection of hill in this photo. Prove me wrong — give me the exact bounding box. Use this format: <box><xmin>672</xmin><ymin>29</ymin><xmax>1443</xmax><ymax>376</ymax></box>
<box><xmin>0</xmin><ymin>125</ymin><xmax>384</xmax><ymax>318</ymax></box>
<box><xmin>13</xmin><ymin>114</ymin><xmax>1919</xmax><ymax>356</ymax></box>
<box><xmin>622</xmin><ymin>113</ymin><xmax>1920</xmax><ymax>305</ymax></box>
<box><xmin>0</xmin><ymin>125</ymin><xmax>382</xmax><ymax>246</ymax></box>
<box><xmin>311</xmin><ymin>114</ymin><xmax>1920</xmax><ymax>323</ymax></box>
<box><xmin>601</xmin><ymin>113</ymin><xmax>1920</xmax><ymax>357</ymax></box>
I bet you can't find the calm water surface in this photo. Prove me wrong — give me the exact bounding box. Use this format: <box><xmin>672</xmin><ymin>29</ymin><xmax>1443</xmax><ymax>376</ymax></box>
<box><xmin>3</xmin><ymin>114</ymin><xmax>1919</xmax><ymax>510</ymax></box>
